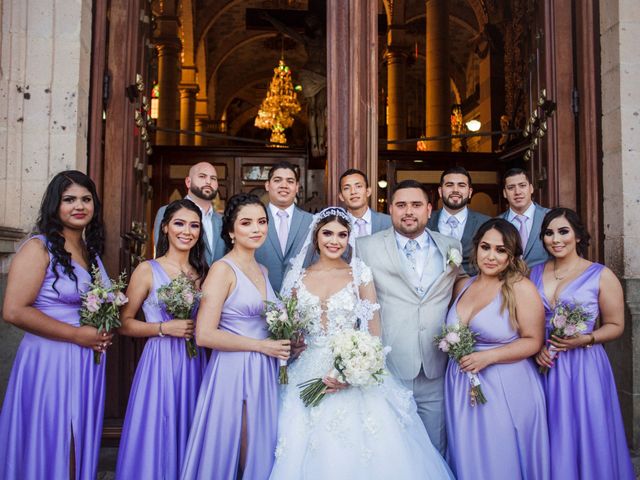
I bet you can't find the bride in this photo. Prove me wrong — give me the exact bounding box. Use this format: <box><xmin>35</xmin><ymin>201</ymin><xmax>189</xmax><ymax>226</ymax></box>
<box><xmin>269</xmin><ymin>207</ymin><xmax>453</xmax><ymax>480</ymax></box>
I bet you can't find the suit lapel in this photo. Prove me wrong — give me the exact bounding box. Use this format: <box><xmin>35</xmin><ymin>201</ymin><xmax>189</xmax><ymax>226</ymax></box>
<box><xmin>429</xmin><ymin>210</ymin><xmax>441</xmax><ymax>232</ymax></box>
<box><xmin>383</xmin><ymin>230</ymin><xmax>422</xmax><ymax>299</ymax></box>
<box><xmin>202</xmin><ymin>228</ymin><xmax>214</xmax><ymax>261</ymax></box>
<box><xmin>266</xmin><ymin>207</ymin><xmax>284</xmax><ymax>260</ymax></box>
<box><xmin>370</xmin><ymin>211</ymin><xmax>380</xmax><ymax>233</ymax></box>
<box><xmin>422</xmin><ymin>231</ymin><xmax>454</xmax><ymax>300</ymax></box>
<box><xmin>461</xmin><ymin>210</ymin><xmax>475</xmax><ymax>241</ymax></box>
<box><xmin>284</xmin><ymin>207</ymin><xmax>304</xmax><ymax>257</ymax></box>
<box><xmin>524</xmin><ymin>204</ymin><xmax>544</xmax><ymax>257</ymax></box>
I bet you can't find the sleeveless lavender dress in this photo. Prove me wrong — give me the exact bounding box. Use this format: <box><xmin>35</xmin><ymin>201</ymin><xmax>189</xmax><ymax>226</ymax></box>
<box><xmin>530</xmin><ymin>263</ymin><xmax>634</xmax><ymax>480</ymax></box>
<box><xmin>0</xmin><ymin>235</ymin><xmax>107</xmax><ymax>479</ymax></box>
<box><xmin>444</xmin><ymin>277</ymin><xmax>550</xmax><ymax>480</ymax></box>
<box><xmin>180</xmin><ymin>258</ymin><xmax>279</xmax><ymax>480</ymax></box>
<box><xmin>115</xmin><ymin>260</ymin><xmax>207</xmax><ymax>479</ymax></box>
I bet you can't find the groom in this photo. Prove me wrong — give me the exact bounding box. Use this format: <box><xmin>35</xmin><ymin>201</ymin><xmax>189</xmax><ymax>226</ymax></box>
<box><xmin>357</xmin><ymin>180</ymin><xmax>461</xmax><ymax>455</ymax></box>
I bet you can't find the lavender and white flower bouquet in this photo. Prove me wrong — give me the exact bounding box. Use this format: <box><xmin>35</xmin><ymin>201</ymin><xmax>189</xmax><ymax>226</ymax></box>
<box><xmin>539</xmin><ymin>302</ymin><xmax>589</xmax><ymax>374</ymax></box>
<box><xmin>80</xmin><ymin>265</ymin><xmax>128</xmax><ymax>364</ymax></box>
<box><xmin>264</xmin><ymin>294</ymin><xmax>308</xmax><ymax>384</ymax></box>
<box><xmin>298</xmin><ymin>330</ymin><xmax>390</xmax><ymax>407</ymax></box>
<box><xmin>434</xmin><ymin>324</ymin><xmax>487</xmax><ymax>406</ymax></box>
<box><xmin>157</xmin><ymin>274</ymin><xmax>202</xmax><ymax>359</ymax></box>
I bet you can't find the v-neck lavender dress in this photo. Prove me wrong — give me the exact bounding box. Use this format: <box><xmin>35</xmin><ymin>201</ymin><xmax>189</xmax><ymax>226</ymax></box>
<box><xmin>530</xmin><ymin>263</ymin><xmax>634</xmax><ymax>480</ymax></box>
<box><xmin>444</xmin><ymin>277</ymin><xmax>550</xmax><ymax>480</ymax></box>
<box><xmin>115</xmin><ymin>260</ymin><xmax>207</xmax><ymax>479</ymax></box>
<box><xmin>0</xmin><ymin>235</ymin><xmax>107</xmax><ymax>479</ymax></box>
<box><xmin>180</xmin><ymin>258</ymin><xmax>278</xmax><ymax>480</ymax></box>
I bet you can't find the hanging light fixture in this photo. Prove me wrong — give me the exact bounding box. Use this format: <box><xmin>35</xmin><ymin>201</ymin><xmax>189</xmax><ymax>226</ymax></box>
<box><xmin>255</xmin><ymin>58</ymin><xmax>301</xmax><ymax>145</ymax></box>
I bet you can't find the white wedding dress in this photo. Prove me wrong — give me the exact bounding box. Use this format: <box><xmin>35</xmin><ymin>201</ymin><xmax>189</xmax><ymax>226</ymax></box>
<box><xmin>269</xmin><ymin>260</ymin><xmax>454</xmax><ymax>480</ymax></box>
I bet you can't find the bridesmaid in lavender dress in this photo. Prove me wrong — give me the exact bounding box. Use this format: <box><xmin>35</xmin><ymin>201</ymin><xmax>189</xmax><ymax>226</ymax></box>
<box><xmin>445</xmin><ymin>218</ymin><xmax>550</xmax><ymax>480</ymax></box>
<box><xmin>115</xmin><ymin>199</ymin><xmax>208</xmax><ymax>479</ymax></box>
<box><xmin>0</xmin><ymin>171</ymin><xmax>112</xmax><ymax>479</ymax></box>
<box><xmin>181</xmin><ymin>193</ymin><xmax>291</xmax><ymax>480</ymax></box>
<box><xmin>532</xmin><ymin>208</ymin><xmax>634</xmax><ymax>479</ymax></box>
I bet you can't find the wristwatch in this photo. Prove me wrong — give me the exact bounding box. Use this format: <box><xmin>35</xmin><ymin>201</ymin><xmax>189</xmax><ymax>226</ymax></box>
<box><xmin>158</xmin><ymin>323</ymin><xmax>166</xmax><ymax>338</ymax></box>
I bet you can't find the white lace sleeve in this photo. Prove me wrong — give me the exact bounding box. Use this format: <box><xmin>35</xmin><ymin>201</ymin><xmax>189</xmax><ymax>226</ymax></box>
<box><xmin>353</xmin><ymin>258</ymin><xmax>382</xmax><ymax>335</ymax></box>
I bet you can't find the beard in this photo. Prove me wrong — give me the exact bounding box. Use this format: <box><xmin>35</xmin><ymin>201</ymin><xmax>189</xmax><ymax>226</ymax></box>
<box><xmin>442</xmin><ymin>194</ymin><xmax>470</xmax><ymax>210</ymax></box>
<box><xmin>190</xmin><ymin>185</ymin><xmax>217</xmax><ymax>201</ymax></box>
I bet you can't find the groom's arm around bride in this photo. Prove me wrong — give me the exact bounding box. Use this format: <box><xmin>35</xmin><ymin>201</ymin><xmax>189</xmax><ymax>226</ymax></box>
<box><xmin>356</xmin><ymin>180</ymin><xmax>461</xmax><ymax>455</ymax></box>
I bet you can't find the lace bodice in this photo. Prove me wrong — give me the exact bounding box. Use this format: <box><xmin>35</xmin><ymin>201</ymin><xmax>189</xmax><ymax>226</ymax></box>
<box><xmin>294</xmin><ymin>259</ymin><xmax>380</xmax><ymax>338</ymax></box>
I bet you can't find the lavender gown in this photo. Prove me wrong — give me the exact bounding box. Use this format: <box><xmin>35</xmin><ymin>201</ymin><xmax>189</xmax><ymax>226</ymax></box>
<box><xmin>180</xmin><ymin>258</ymin><xmax>278</xmax><ymax>480</ymax></box>
<box><xmin>0</xmin><ymin>236</ymin><xmax>107</xmax><ymax>479</ymax></box>
<box><xmin>115</xmin><ymin>260</ymin><xmax>207</xmax><ymax>479</ymax></box>
<box><xmin>444</xmin><ymin>277</ymin><xmax>550</xmax><ymax>480</ymax></box>
<box><xmin>530</xmin><ymin>263</ymin><xmax>634</xmax><ymax>480</ymax></box>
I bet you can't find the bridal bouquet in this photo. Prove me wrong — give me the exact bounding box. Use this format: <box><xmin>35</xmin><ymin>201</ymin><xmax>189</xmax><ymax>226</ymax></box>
<box><xmin>434</xmin><ymin>324</ymin><xmax>487</xmax><ymax>406</ymax></box>
<box><xmin>539</xmin><ymin>302</ymin><xmax>589</xmax><ymax>374</ymax></box>
<box><xmin>80</xmin><ymin>265</ymin><xmax>128</xmax><ymax>364</ymax></box>
<box><xmin>264</xmin><ymin>294</ymin><xmax>308</xmax><ymax>384</ymax></box>
<box><xmin>157</xmin><ymin>274</ymin><xmax>202</xmax><ymax>359</ymax></box>
<box><xmin>298</xmin><ymin>330</ymin><xmax>389</xmax><ymax>407</ymax></box>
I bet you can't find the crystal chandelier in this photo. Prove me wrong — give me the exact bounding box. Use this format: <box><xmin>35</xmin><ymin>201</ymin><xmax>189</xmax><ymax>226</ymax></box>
<box><xmin>255</xmin><ymin>59</ymin><xmax>301</xmax><ymax>145</ymax></box>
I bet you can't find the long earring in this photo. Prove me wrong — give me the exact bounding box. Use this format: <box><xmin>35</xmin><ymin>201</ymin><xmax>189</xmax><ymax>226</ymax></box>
<box><xmin>231</xmin><ymin>237</ymin><xmax>235</xmax><ymax>244</ymax></box>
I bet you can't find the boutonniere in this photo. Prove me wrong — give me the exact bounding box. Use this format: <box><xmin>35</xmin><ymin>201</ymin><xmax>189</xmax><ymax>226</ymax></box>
<box><xmin>447</xmin><ymin>247</ymin><xmax>463</xmax><ymax>268</ymax></box>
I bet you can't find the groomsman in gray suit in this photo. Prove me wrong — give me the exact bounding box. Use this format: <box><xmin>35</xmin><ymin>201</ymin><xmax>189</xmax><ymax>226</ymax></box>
<box><xmin>255</xmin><ymin>161</ymin><xmax>313</xmax><ymax>292</ymax></box>
<box><xmin>153</xmin><ymin>162</ymin><xmax>225</xmax><ymax>265</ymax></box>
<box><xmin>427</xmin><ymin>166</ymin><xmax>490</xmax><ymax>274</ymax></box>
<box><xmin>357</xmin><ymin>180</ymin><xmax>462</xmax><ymax>455</ymax></box>
<box><xmin>338</xmin><ymin>168</ymin><xmax>391</xmax><ymax>237</ymax></box>
<box><xmin>499</xmin><ymin>167</ymin><xmax>549</xmax><ymax>267</ymax></box>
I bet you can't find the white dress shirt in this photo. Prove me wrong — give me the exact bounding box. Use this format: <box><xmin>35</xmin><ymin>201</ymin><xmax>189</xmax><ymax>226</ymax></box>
<box><xmin>438</xmin><ymin>207</ymin><xmax>468</xmax><ymax>241</ymax></box>
<box><xmin>395</xmin><ymin>230</ymin><xmax>432</xmax><ymax>279</ymax></box>
<box><xmin>269</xmin><ymin>203</ymin><xmax>295</xmax><ymax>234</ymax></box>
<box><xmin>506</xmin><ymin>202</ymin><xmax>536</xmax><ymax>242</ymax></box>
<box><xmin>350</xmin><ymin>207</ymin><xmax>373</xmax><ymax>237</ymax></box>
<box><xmin>186</xmin><ymin>195</ymin><xmax>214</xmax><ymax>250</ymax></box>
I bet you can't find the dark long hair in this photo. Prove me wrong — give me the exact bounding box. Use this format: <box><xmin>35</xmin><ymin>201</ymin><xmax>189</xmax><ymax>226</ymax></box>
<box><xmin>156</xmin><ymin>199</ymin><xmax>209</xmax><ymax>281</ymax></box>
<box><xmin>222</xmin><ymin>193</ymin><xmax>268</xmax><ymax>252</ymax></box>
<box><xmin>540</xmin><ymin>207</ymin><xmax>591</xmax><ymax>258</ymax></box>
<box><xmin>471</xmin><ymin>218</ymin><xmax>528</xmax><ymax>331</ymax></box>
<box><xmin>35</xmin><ymin>170</ymin><xmax>105</xmax><ymax>292</ymax></box>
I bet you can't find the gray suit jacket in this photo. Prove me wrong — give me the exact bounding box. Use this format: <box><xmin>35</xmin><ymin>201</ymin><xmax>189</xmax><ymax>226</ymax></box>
<box><xmin>357</xmin><ymin>227</ymin><xmax>462</xmax><ymax>381</ymax></box>
<box><xmin>153</xmin><ymin>204</ymin><xmax>225</xmax><ymax>265</ymax></box>
<box><xmin>370</xmin><ymin>210</ymin><xmax>392</xmax><ymax>235</ymax></box>
<box><xmin>255</xmin><ymin>204</ymin><xmax>313</xmax><ymax>293</ymax></box>
<box><xmin>499</xmin><ymin>203</ymin><xmax>550</xmax><ymax>268</ymax></box>
<box><xmin>427</xmin><ymin>208</ymin><xmax>490</xmax><ymax>275</ymax></box>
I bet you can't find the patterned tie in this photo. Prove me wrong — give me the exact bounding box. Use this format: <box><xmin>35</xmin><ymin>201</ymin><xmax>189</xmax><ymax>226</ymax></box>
<box><xmin>355</xmin><ymin>218</ymin><xmax>367</xmax><ymax>237</ymax></box>
<box><xmin>404</xmin><ymin>239</ymin><xmax>419</xmax><ymax>269</ymax></box>
<box><xmin>277</xmin><ymin>210</ymin><xmax>289</xmax><ymax>254</ymax></box>
<box><xmin>446</xmin><ymin>216</ymin><xmax>459</xmax><ymax>238</ymax></box>
<box><xmin>515</xmin><ymin>214</ymin><xmax>529</xmax><ymax>251</ymax></box>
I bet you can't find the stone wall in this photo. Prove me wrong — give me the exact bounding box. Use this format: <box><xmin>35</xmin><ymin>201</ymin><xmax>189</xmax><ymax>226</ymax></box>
<box><xmin>0</xmin><ymin>0</ymin><xmax>93</xmax><ymax>398</ymax></box>
<box><xmin>600</xmin><ymin>0</ymin><xmax>640</xmax><ymax>451</ymax></box>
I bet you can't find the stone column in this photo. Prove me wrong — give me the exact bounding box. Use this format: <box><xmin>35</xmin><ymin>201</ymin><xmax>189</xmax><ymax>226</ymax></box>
<box><xmin>179</xmin><ymin>85</ymin><xmax>198</xmax><ymax>146</ymax></box>
<box><xmin>0</xmin><ymin>0</ymin><xmax>93</xmax><ymax>398</ymax></box>
<box><xmin>600</xmin><ymin>0</ymin><xmax>640</xmax><ymax>450</ymax></box>
<box><xmin>425</xmin><ymin>0</ymin><xmax>450</xmax><ymax>151</ymax></box>
<box><xmin>154</xmin><ymin>16</ymin><xmax>181</xmax><ymax>145</ymax></box>
<box><xmin>385</xmin><ymin>45</ymin><xmax>408</xmax><ymax>150</ymax></box>
<box><xmin>194</xmin><ymin>97</ymin><xmax>209</xmax><ymax>146</ymax></box>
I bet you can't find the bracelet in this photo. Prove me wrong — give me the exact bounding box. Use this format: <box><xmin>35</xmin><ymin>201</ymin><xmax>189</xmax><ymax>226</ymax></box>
<box><xmin>584</xmin><ymin>333</ymin><xmax>595</xmax><ymax>348</ymax></box>
<box><xmin>158</xmin><ymin>323</ymin><xmax>165</xmax><ymax>338</ymax></box>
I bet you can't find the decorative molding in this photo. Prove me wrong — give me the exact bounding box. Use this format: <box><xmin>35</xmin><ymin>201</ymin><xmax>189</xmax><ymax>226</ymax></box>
<box><xmin>0</xmin><ymin>227</ymin><xmax>27</xmax><ymax>255</ymax></box>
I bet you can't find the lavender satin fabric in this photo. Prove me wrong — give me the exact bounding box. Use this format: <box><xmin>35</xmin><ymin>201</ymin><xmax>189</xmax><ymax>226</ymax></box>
<box><xmin>115</xmin><ymin>260</ymin><xmax>207</xmax><ymax>479</ymax></box>
<box><xmin>180</xmin><ymin>258</ymin><xmax>278</xmax><ymax>480</ymax></box>
<box><xmin>444</xmin><ymin>277</ymin><xmax>550</xmax><ymax>479</ymax></box>
<box><xmin>530</xmin><ymin>263</ymin><xmax>634</xmax><ymax>480</ymax></box>
<box><xmin>0</xmin><ymin>235</ymin><xmax>106</xmax><ymax>479</ymax></box>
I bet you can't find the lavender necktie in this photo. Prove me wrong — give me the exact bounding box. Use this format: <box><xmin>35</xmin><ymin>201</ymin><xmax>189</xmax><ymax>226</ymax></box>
<box><xmin>404</xmin><ymin>239</ymin><xmax>419</xmax><ymax>269</ymax></box>
<box><xmin>515</xmin><ymin>214</ymin><xmax>529</xmax><ymax>250</ymax></box>
<box><xmin>277</xmin><ymin>210</ymin><xmax>289</xmax><ymax>254</ymax></box>
<box><xmin>355</xmin><ymin>218</ymin><xmax>367</xmax><ymax>237</ymax></box>
<box><xmin>446</xmin><ymin>216</ymin><xmax>459</xmax><ymax>238</ymax></box>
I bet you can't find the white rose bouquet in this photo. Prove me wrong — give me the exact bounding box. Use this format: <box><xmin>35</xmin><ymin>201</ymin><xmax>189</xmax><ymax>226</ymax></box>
<box><xmin>80</xmin><ymin>265</ymin><xmax>128</xmax><ymax>364</ymax></box>
<box><xmin>298</xmin><ymin>330</ymin><xmax>390</xmax><ymax>407</ymax></box>
<box><xmin>539</xmin><ymin>302</ymin><xmax>589</xmax><ymax>374</ymax></box>
<box><xmin>264</xmin><ymin>295</ymin><xmax>308</xmax><ymax>384</ymax></box>
<box><xmin>157</xmin><ymin>273</ymin><xmax>202</xmax><ymax>359</ymax></box>
<box><xmin>434</xmin><ymin>324</ymin><xmax>487</xmax><ymax>406</ymax></box>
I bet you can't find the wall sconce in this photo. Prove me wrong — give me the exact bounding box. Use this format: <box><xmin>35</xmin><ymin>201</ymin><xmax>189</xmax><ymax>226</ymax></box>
<box><xmin>465</xmin><ymin>119</ymin><xmax>482</xmax><ymax>132</ymax></box>
<box><xmin>378</xmin><ymin>178</ymin><xmax>388</xmax><ymax>189</ymax></box>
